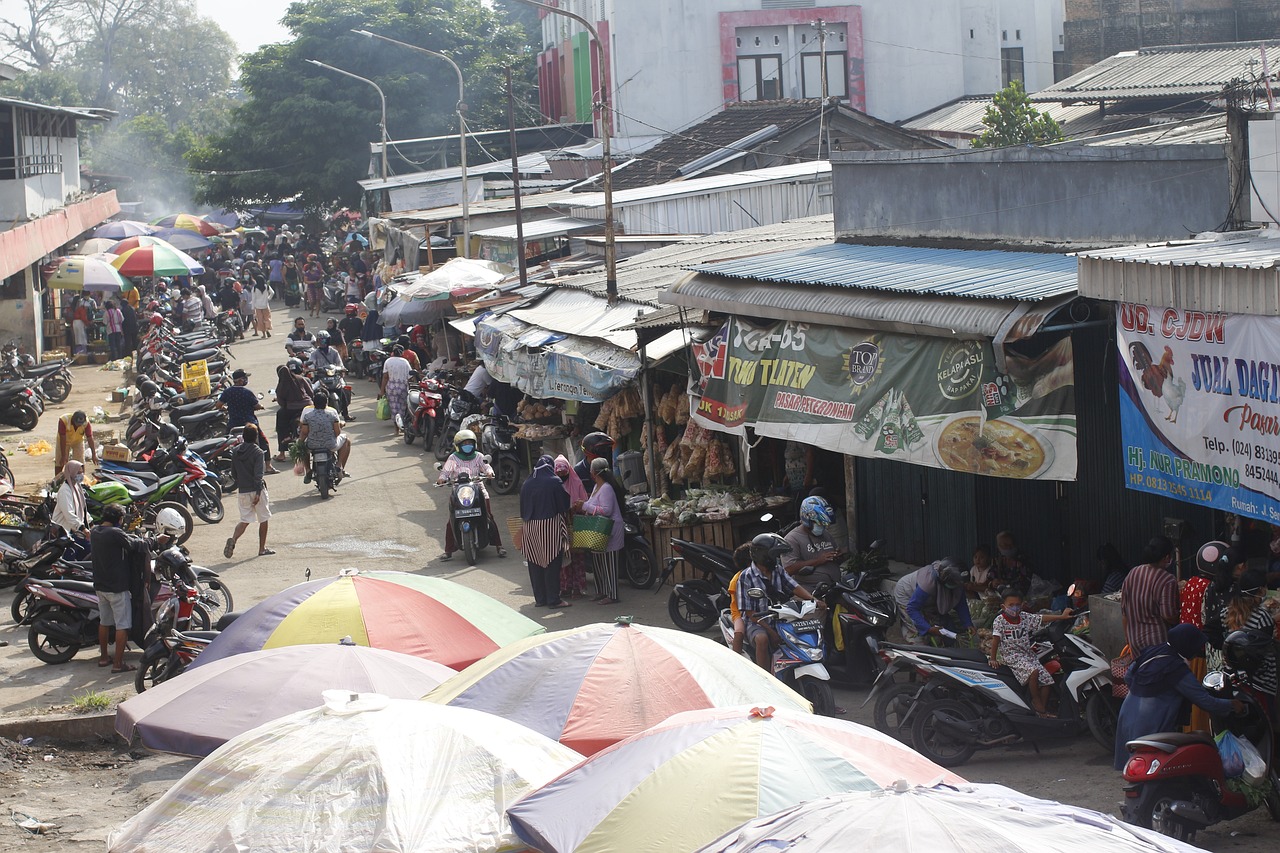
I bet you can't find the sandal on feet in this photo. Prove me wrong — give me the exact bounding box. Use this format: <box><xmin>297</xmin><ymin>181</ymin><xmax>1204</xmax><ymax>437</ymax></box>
<box><xmin>548</xmin><ymin>600</ymin><xmax>572</xmax><ymax>608</ymax></box>
<box><xmin>596</xmin><ymin>597</ymin><xmax>618</xmax><ymax>605</ymax></box>
<box><xmin>259</xmin><ymin>548</ymin><xmax>276</xmax><ymax>556</ymax></box>
<box><xmin>112</xmin><ymin>663</ymin><xmax>137</xmax><ymax>674</ymax></box>
<box><xmin>97</xmin><ymin>658</ymin><xmax>111</xmax><ymax>667</ymax></box>
<box><xmin>223</xmin><ymin>538</ymin><xmax>235</xmax><ymax>559</ymax></box>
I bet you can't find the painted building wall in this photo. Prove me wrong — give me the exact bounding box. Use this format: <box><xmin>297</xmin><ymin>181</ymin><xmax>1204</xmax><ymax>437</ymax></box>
<box><xmin>537</xmin><ymin>0</ymin><xmax>1063</xmax><ymax>133</ymax></box>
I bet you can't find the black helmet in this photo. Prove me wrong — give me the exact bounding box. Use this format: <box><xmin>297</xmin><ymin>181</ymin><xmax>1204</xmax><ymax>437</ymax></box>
<box><xmin>159</xmin><ymin>423</ymin><xmax>180</xmax><ymax>444</ymax></box>
<box><xmin>1195</xmin><ymin>540</ymin><xmax>1233</xmax><ymax>578</ymax></box>
<box><xmin>286</xmin><ymin>357</ymin><xmax>303</xmax><ymax>374</ymax></box>
<box><xmin>1224</xmin><ymin>629</ymin><xmax>1274</xmax><ymax>670</ymax></box>
<box><xmin>581</xmin><ymin>431</ymin><xmax>615</xmax><ymax>458</ymax></box>
<box><xmin>749</xmin><ymin>532</ymin><xmax>792</xmax><ymax>565</ymax></box>
<box><xmin>138</xmin><ymin>380</ymin><xmax>159</xmax><ymax>398</ymax></box>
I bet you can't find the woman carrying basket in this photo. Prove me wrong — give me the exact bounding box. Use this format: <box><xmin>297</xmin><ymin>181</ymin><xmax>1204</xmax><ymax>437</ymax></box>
<box><xmin>573</xmin><ymin>457</ymin><xmax>626</xmax><ymax>605</ymax></box>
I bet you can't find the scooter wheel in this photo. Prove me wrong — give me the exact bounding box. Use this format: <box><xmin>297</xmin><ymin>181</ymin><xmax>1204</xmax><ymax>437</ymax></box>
<box><xmin>27</xmin><ymin>611</ymin><xmax>81</xmax><ymax>664</ymax></box>
<box><xmin>1126</xmin><ymin>782</ymin><xmax>1197</xmax><ymax>841</ymax></box>
<box><xmin>909</xmin><ymin>698</ymin><xmax>979</xmax><ymax>768</ymax></box>
<box><xmin>668</xmin><ymin>591</ymin><xmax>716</xmax><ymax>633</ymax></box>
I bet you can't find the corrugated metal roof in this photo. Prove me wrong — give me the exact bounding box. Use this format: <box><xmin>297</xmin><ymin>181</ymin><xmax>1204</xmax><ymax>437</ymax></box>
<box><xmin>383</xmin><ymin>188</ymin><xmax>580</xmax><ymax>224</ymax></box>
<box><xmin>358</xmin><ymin>154</ymin><xmax>551</xmax><ymax>191</ymax></box>
<box><xmin>0</xmin><ymin>96</ymin><xmax>108</xmax><ymax>122</ymax></box>
<box><xmin>1081</xmin><ymin>114</ymin><xmax>1229</xmax><ymax>146</ymax></box>
<box><xmin>665</xmin><ymin>273</ymin><xmax>1076</xmax><ymax>339</ymax></box>
<box><xmin>1077</xmin><ymin>235</ymin><xmax>1280</xmax><ymax>268</ymax></box>
<box><xmin>901</xmin><ymin>98</ymin><xmax>1110</xmax><ymax>140</ymax></box>
<box><xmin>506</xmin><ymin>288</ymin><xmax>644</xmax><ymax>348</ymax></box>
<box><xmin>567</xmin><ymin>161</ymin><xmax>830</xmax><ymax>210</ymax></box>
<box><xmin>1076</xmin><ymin>234</ymin><xmax>1280</xmax><ymax>314</ymax></box>
<box><xmin>551</xmin><ymin>215</ymin><xmax>834</xmax><ymax>305</ymax></box>
<box><xmin>689</xmin><ymin>243</ymin><xmax>1078</xmax><ymax>302</ymax></box>
<box><xmin>472</xmin><ymin>216</ymin><xmax>600</xmax><ymax>241</ymax></box>
<box><xmin>1031</xmin><ymin>41</ymin><xmax>1280</xmax><ymax>103</ymax></box>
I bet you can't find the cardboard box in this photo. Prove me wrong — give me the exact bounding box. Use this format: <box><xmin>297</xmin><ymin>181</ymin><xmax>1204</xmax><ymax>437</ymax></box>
<box><xmin>101</xmin><ymin>444</ymin><xmax>130</xmax><ymax>463</ymax></box>
<box><xmin>110</xmin><ymin>388</ymin><xmax>128</xmax><ymax>403</ymax></box>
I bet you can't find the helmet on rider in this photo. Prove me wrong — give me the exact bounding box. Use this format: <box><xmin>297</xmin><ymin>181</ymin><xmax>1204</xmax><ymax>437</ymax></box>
<box><xmin>453</xmin><ymin>429</ymin><xmax>478</xmax><ymax>458</ymax></box>
<box><xmin>315</xmin><ymin>331</ymin><xmax>330</xmax><ymax>346</ymax></box>
<box><xmin>1195</xmin><ymin>540</ymin><xmax>1235</xmax><ymax>578</ymax></box>
<box><xmin>286</xmin><ymin>357</ymin><xmax>303</xmax><ymax>374</ymax></box>
<box><xmin>581</xmin><ymin>431</ymin><xmax>615</xmax><ymax>460</ymax></box>
<box><xmin>749</xmin><ymin>532</ymin><xmax>792</xmax><ymax>567</ymax></box>
<box><xmin>154</xmin><ymin>506</ymin><xmax>186</xmax><ymax>539</ymax></box>
<box><xmin>344</xmin><ymin>303</ymin><xmax>358</xmax><ymax>315</ymax></box>
<box><xmin>799</xmin><ymin>496</ymin><xmax>834</xmax><ymax>536</ymax></box>
<box><xmin>147</xmin><ymin>300</ymin><xmax>160</xmax><ymax>311</ymax></box>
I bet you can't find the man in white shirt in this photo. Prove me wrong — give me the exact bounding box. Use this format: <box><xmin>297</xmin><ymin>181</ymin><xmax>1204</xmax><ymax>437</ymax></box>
<box><xmin>463</xmin><ymin>364</ymin><xmax>491</xmax><ymax>401</ymax></box>
<box><xmin>52</xmin><ymin>459</ymin><xmax>90</xmax><ymax>558</ymax></box>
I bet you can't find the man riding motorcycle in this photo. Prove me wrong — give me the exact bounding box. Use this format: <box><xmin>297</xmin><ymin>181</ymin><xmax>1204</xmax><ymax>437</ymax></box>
<box><xmin>308</xmin><ymin>332</ymin><xmax>353</xmax><ymax>420</ymax></box>
<box><xmin>437</xmin><ymin>429</ymin><xmax>505</xmax><ymax>561</ymax></box>
<box><xmin>298</xmin><ymin>391</ymin><xmax>348</xmax><ymax>496</ymax></box>
<box><xmin>782</xmin><ymin>495</ymin><xmax>845</xmax><ymax>591</ymax></box>
<box><xmin>736</xmin><ymin>533</ymin><xmax>824</xmax><ymax>670</ymax></box>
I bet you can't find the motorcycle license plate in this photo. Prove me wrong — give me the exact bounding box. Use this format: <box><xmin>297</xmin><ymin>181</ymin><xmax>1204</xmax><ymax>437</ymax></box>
<box><xmin>455</xmin><ymin>508</ymin><xmax>483</xmax><ymax>518</ymax></box>
<box><xmin>790</xmin><ymin>620</ymin><xmax>823</xmax><ymax>633</ymax></box>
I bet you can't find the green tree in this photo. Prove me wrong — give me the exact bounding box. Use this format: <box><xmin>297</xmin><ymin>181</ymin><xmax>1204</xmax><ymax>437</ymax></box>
<box><xmin>192</xmin><ymin>0</ymin><xmax>530</xmax><ymax>211</ymax></box>
<box><xmin>971</xmin><ymin>80</ymin><xmax>1064</xmax><ymax>149</ymax></box>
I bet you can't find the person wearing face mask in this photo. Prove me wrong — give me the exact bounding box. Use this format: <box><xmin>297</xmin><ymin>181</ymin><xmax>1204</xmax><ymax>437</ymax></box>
<box><xmin>893</xmin><ymin>557</ymin><xmax>973</xmax><ymax>645</ymax></box>
<box><xmin>782</xmin><ymin>495</ymin><xmax>845</xmax><ymax>591</ymax></box>
<box><xmin>992</xmin><ymin>530</ymin><xmax>1031</xmax><ymax>595</ymax></box>
<box><xmin>1113</xmin><ymin>623</ymin><xmax>1242</xmax><ymax>771</ymax></box>
<box><xmin>553</xmin><ymin>455</ymin><xmax>590</xmax><ymax>599</ymax></box>
<box><xmin>52</xmin><ymin>459</ymin><xmax>90</xmax><ymax>558</ymax></box>
<box><xmin>437</xmin><ymin>429</ymin><xmax>505</xmax><ymax>560</ymax></box>
<box><xmin>989</xmin><ymin>589</ymin><xmax>1075</xmax><ymax>717</ymax></box>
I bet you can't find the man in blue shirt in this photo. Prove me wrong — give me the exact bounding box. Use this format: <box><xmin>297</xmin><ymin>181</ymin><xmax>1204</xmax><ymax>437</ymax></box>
<box><xmin>893</xmin><ymin>558</ymin><xmax>973</xmax><ymax>644</ymax></box>
<box><xmin>735</xmin><ymin>533</ymin><xmax>823</xmax><ymax>669</ymax></box>
<box><xmin>217</xmin><ymin>369</ymin><xmax>277</xmax><ymax>473</ymax></box>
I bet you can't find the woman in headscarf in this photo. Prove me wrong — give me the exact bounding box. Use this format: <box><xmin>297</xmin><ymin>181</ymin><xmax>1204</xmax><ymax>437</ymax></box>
<box><xmin>1113</xmin><ymin>623</ymin><xmax>1240</xmax><ymax>771</ymax></box>
<box><xmin>554</xmin><ymin>455</ymin><xmax>589</xmax><ymax>599</ymax></box>
<box><xmin>520</xmin><ymin>455</ymin><xmax>571</xmax><ymax>609</ymax></box>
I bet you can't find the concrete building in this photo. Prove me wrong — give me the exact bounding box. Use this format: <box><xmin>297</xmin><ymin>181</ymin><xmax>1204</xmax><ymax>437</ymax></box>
<box><xmin>535</xmin><ymin>0</ymin><xmax>1064</xmax><ymax>133</ymax></box>
<box><xmin>1062</xmin><ymin>0</ymin><xmax>1280</xmax><ymax>75</ymax></box>
<box><xmin>0</xmin><ymin>97</ymin><xmax>119</xmax><ymax>355</ymax></box>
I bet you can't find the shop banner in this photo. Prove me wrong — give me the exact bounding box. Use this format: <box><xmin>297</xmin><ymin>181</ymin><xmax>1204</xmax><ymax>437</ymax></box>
<box><xmin>1116</xmin><ymin>303</ymin><xmax>1280</xmax><ymax>523</ymax></box>
<box><xmin>690</xmin><ymin>318</ymin><xmax>1077</xmax><ymax>481</ymax></box>
<box><xmin>476</xmin><ymin>315</ymin><xmax>638</xmax><ymax>402</ymax></box>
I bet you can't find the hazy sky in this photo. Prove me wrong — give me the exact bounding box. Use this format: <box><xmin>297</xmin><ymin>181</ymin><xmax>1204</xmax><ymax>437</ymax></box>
<box><xmin>195</xmin><ymin>0</ymin><xmax>293</xmax><ymax>54</ymax></box>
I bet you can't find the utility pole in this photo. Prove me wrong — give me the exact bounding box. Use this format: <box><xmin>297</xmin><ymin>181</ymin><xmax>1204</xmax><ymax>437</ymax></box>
<box><xmin>507</xmin><ymin>66</ymin><xmax>528</xmax><ymax>288</ymax></box>
<box><xmin>817</xmin><ymin>18</ymin><xmax>829</xmax><ymax>102</ymax></box>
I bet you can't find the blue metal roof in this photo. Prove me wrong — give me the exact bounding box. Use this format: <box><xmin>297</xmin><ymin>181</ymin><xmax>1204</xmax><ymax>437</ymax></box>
<box><xmin>688</xmin><ymin>242</ymin><xmax>1078</xmax><ymax>302</ymax></box>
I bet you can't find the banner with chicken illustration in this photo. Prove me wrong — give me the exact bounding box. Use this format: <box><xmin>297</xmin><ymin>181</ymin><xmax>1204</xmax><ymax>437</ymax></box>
<box><xmin>689</xmin><ymin>317</ymin><xmax>1077</xmax><ymax>481</ymax></box>
<box><xmin>1117</xmin><ymin>302</ymin><xmax>1280</xmax><ymax>523</ymax></box>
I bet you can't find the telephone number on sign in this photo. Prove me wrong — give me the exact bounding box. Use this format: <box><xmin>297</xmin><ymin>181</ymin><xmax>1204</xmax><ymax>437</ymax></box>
<box><xmin>1246</xmin><ymin>464</ymin><xmax>1280</xmax><ymax>488</ymax></box>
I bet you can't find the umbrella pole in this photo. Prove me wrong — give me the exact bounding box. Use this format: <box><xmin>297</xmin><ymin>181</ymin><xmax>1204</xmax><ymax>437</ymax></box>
<box><xmin>440</xmin><ymin>317</ymin><xmax>452</xmax><ymax>360</ymax></box>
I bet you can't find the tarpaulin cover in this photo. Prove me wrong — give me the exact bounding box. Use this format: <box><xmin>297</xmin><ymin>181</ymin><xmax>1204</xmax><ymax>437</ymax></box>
<box><xmin>426</xmin><ymin>621</ymin><xmax>810</xmax><ymax>756</ymax></box>
<box><xmin>696</xmin><ymin>783</ymin><xmax>1205</xmax><ymax>853</ymax></box>
<box><xmin>476</xmin><ymin>313</ymin><xmax>639</xmax><ymax>403</ymax></box>
<box><xmin>507</xmin><ymin>705</ymin><xmax>964</xmax><ymax>853</ymax></box>
<box><xmin>116</xmin><ymin>644</ymin><xmax>457</xmax><ymax>757</ymax></box>
<box><xmin>187</xmin><ymin>570</ymin><xmax>544</xmax><ymax>671</ymax></box>
<box><xmin>389</xmin><ymin>257</ymin><xmax>507</xmax><ymax>298</ymax></box>
<box><xmin>107</xmin><ymin>693</ymin><xmax>583</xmax><ymax>853</ymax></box>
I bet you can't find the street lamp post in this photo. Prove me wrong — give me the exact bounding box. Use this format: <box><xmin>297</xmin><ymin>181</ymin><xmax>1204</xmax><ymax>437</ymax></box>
<box><xmin>352</xmin><ymin>29</ymin><xmax>471</xmax><ymax>259</ymax></box>
<box><xmin>509</xmin><ymin>0</ymin><xmax>617</xmax><ymax>302</ymax></box>
<box><xmin>306</xmin><ymin>59</ymin><xmax>388</xmax><ymax>186</ymax></box>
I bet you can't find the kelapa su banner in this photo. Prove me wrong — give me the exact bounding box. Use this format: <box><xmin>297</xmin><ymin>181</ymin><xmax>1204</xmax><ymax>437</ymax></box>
<box><xmin>1117</xmin><ymin>302</ymin><xmax>1280</xmax><ymax>523</ymax></box>
<box><xmin>690</xmin><ymin>318</ymin><xmax>1077</xmax><ymax>481</ymax></box>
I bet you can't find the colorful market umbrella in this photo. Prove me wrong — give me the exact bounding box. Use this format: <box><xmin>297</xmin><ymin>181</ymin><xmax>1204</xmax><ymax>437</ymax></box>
<box><xmin>426</xmin><ymin>619</ymin><xmax>812</xmax><ymax>756</ymax></box>
<box><xmin>107</xmin><ymin>235</ymin><xmax>179</xmax><ymax>254</ymax></box>
<box><xmin>696</xmin><ymin>784</ymin><xmax>1205</xmax><ymax>853</ymax></box>
<box><xmin>79</xmin><ymin>237</ymin><xmax>119</xmax><ymax>254</ymax></box>
<box><xmin>111</xmin><ymin>243</ymin><xmax>204</xmax><ymax>277</ymax></box>
<box><xmin>107</xmin><ymin>693</ymin><xmax>583</xmax><ymax>853</ymax></box>
<box><xmin>188</xmin><ymin>569</ymin><xmax>545</xmax><ymax>670</ymax></box>
<box><xmin>150</xmin><ymin>227</ymin><xmax>214</xmax><ymax>252</ymax></box>
<box><xmin>203</xmin><ymin>209</ymin><xmax>245</xmax><ymax>229</ymax></box>
<box><xmin>152</xmin><ymin>213</ymin><xmax>221</xmax><ymax>236</ymax></box>
<box><xmin>47</xmin><ymin>255</ymin><xmax>129</xmax><ymax>292</ymax></box>
<box><xmin>116</xmin><ymin>643</ymin><xmax>458</xmax><ymax>757</ymax></box>
<box><xmin>507</xmin><ymin>705</ymin><xmax>965</xmax><ymax>853</ymax></box>
<box><xmin>92</xmin><ymin>219</ymin><xmax>153</xmax><ymax>240</ymax></box>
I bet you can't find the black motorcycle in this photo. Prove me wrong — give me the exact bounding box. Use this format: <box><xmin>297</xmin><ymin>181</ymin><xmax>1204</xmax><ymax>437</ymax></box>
<box><xmin>435</xmin><ymin>390</ymin><xmax>480</xmax><ymax>461</ymax></box>
<box><xmin>805</xmin><ymin>540</ymin><xmax>896</xmax><ymax>686</ymax></box>
<box><xmin>659</xmin><ymin>538</ymin><xmax>737</xmax><ymax>632</ymax></box>
<box><xmin>0</xmin><ymin>379</ymin><xmax>42</xmax><ymax>431</ymax></box>
<box><xmin>435</xmin><ymin>467</ymin><xmax>496</xmax><ymax>565</ymax></box>
<box><xmin>621</xmin><ymin>495</ymin><xmax>658</xmax><ymax>590</ymax></box>
<box><xmin>0</xmin><ymin>343</ymin><xmax>72</xmax><ymax>403</ymax></box>
<box><xmin>311</xmin><ymin>366</ymin><xmax>353</xmax><ymax>420</ymax></box>
<box><xmin>310</xmin><ymin>444</ymin><xmax>343</xmax><ymax>500</ymax></box>
<box><xmin>480</xmin><ymin>415</ymin><xmax>521</xmax><ymax>495</ymax></box>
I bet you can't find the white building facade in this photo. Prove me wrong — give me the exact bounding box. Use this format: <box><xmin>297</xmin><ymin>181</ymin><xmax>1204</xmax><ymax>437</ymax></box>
<box><xmin>536</xmin><ymin>0</ymin><xmax>1064</xmax><ymax>134</ymax></box>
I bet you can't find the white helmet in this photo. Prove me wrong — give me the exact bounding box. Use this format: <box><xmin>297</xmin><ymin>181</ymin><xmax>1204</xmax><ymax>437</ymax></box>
<box><xmin>154</xmin><ymin>507</ymin><xmax>186</xmax><ymax>538</ymax></box>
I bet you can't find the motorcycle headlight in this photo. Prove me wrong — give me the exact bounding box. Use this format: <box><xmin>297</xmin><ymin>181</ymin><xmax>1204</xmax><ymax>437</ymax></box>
<box><xmin>458</xmin><ymin>485</ymin><xmax>476</xmax><ymax>507</ymax></box>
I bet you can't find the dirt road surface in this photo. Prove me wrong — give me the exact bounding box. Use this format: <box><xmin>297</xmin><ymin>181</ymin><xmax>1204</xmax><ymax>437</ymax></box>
<box><xmin>0</xmin><ymin>305</ymin><xmax>1273</xmax><ymax>850</ymax></box>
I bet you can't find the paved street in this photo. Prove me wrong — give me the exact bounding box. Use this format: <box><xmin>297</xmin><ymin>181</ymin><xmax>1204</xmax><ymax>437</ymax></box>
<box><xmin>0</xmin><ymin>303</ymin><xmax>1273</xmax><ymax>851</ymax></box>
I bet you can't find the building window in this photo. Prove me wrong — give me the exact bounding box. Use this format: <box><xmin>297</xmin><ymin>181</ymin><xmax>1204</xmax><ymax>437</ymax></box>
<box><xmin>1002</xmin><ymin>30</ymin><xmax>1007</xmax><ymax>41</ymax></box>
<box><xmin>1001</xmin><ymin>47</ymin><xmax>1025</xmax><ymax>86</ymax></box>
<box><xmin>0</xmin><ymin>273</ymin><xmax>24</xmax><ymax>300</ymax></box>
<box><xmin>1015</xmin><ymin>29</ymin><xmax>1021</xmax><ymax>40</ymax></box>
<box><xmin>801</xmin><ymin>51</ymin><xmax>848</xmax><ymax>99</ymax></box>
<box><xmin>738</xmin><ymin>55</ymin><xmax>783</xmax><ymax>100</ymax></box>
<box><xmin>969</xmin><ymin>29</ymin><xmax>974</xmax><ymax>39</ymax></box>
<box><xmin>1053</xmin><ymin>50</ymin><xmax>1068</xmax><ymax>83</ymax></box>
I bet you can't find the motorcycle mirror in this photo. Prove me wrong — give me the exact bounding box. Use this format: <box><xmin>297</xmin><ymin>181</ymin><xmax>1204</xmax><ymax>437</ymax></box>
<box><xmin>759</xmin><ymin>512</ymin><xmax>773</xmax><ymax>523</ymax></box>
<box><xmin>482</xmin><ymin>454</ymin><xmax>492</xmax><ymax>464</ymax></box>
<box><xmin>1202</xmin><ymin>670</ymin><xmax>1227</xmax><ymax>692</ymax></box>
<box><xmin>869</xmin><ymin>539</ymin><xmax>883</xmax><ymax>550</ymax></box>
<box><xmin>747</xmin><ymin>587</ymin><xmax>766</xmax><ymax>600</ymax></box>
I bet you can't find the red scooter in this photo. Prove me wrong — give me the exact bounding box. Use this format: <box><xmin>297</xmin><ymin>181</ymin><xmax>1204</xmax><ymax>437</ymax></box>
<box><xmin>1121</xmin><ymin>630</ymin><xmax>1280</xmax><ymax>841</ymax></box>
<box><xmin>403</xmin><ymin>373</ymin><xmax>445</xmax><ymax>452</ymax></box>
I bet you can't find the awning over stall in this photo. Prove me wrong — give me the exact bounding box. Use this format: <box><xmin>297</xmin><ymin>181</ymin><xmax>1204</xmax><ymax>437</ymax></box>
<box><xmin>475</xmin><ymin>312</ymin><xmax>640</xmax><ymax>402</ymax></box>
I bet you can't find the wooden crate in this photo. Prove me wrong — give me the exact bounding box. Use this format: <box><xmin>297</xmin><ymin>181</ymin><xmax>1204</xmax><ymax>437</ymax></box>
<box><xmin>645</xmin><ymin>517</ymin><xmax>734</xmax><ymax>585</ymax></box>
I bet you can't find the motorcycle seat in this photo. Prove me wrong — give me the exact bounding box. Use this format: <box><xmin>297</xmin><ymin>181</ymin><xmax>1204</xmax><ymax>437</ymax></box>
<box><xmin>172</xmin><ymin>411</ymin><xmax>223</xmax><ymax>426</ymax></box>
<box><xmin>173</xmin><ymin>400</ymin><xmax>217</xmax><ymax>416</ymax></box>
<box><xmin>0</xmin><ymin>383</ymin><xmax>32</xmax><ymax>400</ymax></box>
<box><xmin>882</xmin><ymin>642</ymin><xmax>989</xmax><ymax>663</ymax></box>
<box><xmin>35</xmin><ymin>578</ymin><xmax>96</xmax><ymax>593</ymax></box>
<box><xmin>187</xmin><ymin>438</ymin><xmax>229</xmax><ymax>455</ymax></box>
<box><xmin>1127</xmin><ymin>732</ymin><xmax>1216</xmax><ymax>753</ymax></box>
<box><xmin>177</xmin><ymin>630</ymin><xmax>221</xmax><ymax>642</ymax></box>
<box><xmin>25</xmin><ymin>363</ymin><xmax>64</xmax><ymax>377</ymax></box>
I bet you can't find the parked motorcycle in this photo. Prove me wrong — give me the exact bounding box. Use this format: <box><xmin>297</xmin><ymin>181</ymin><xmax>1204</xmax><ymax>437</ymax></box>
<box><xmin>0</xmin><ymin>341</ymin><xmax>72</xmax><ymax>403</ymax></box>
<box><xmin>660</xmin><ymin>538</ymin><xmax>736</xmax><ymax>633</ymax></box>
<box><xmin>805</xmin><ymin>541</ymin><xmax>896</xmax><ymax>686</ymax></box>
<box><xmin>478</xmin><ymin>415</ymin><xmax>521</xmax><ymax>495</ymax></box>
<box><xmin>1121</xmin><ymin>630</ymin><xmax>1280</xmax><ymax>841</ymax></box>
<box><xmin>0</xmin><ymin>379</ymin><xmax>42</xmax><ymax>430</ymax></box>
<box><xmin>134</xmin><ymin>545</ymin><xmax>237</xmax><ymax>691</ymax></box>
<box><xmin>907</xmin><ymin>606</ymin><xmax>1113</xmax><ymax>767</ymax></box>
<box><xmin>402</xmin><ymin>373</ymin><xmax>445</xmax><ymax>451</ymax></box>
<box><xmin>620</xmin><ymin>495</ymin><xmax>658</xmax><ymax>590</ymax></box>
<box><xmin>435</xmin><ymin>390</ymin><xmax>480</xmax><ymax>461</ymax></box>
<box><xmin>720</xmin><ymin>587</ymin><xmax>835</xmax><ymax>715</ymax></box>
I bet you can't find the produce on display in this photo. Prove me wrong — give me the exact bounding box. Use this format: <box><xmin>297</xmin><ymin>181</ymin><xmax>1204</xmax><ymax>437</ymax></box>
<box><xmin>642</xmin><ymin>487</ymin><xmax>783</xmax><ymax>526</ymax></box>
<box><xmin>594</xmin><ymin>385</ymin><xmax>643</xmax><ymax>438</ymax></box>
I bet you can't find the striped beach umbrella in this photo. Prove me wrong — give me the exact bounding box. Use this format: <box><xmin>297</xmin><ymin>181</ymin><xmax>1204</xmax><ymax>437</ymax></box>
<box><xmin>107</xmin><ymin>693</ymin><xmax>582</xmax><ymax>853</ymax></box>
<box><xmin>507</xmin><ymin>705</ymin><xmax>965</xmax><ymax>853</ymax></box>
<box><xmin>152</xmin><ymin>213</ymin><xmax>221</xmax><ymax>236</ymax></box>
<box><xmin>111</xmin><ymin>243</ymin><xmax>204</xmax><ymax>277</ymax></box>
<box><xmin>426</xmin><ymin>619</ymin><xmax>812</xmax><ymax>755</ymax></box>
<box><xmin>188</xmin><ymin>569</ymin><xmax>545</xmax><ymax>670</ymax></box>
<box><xmin>116</xmin><ymin>644</ymin><xmax>458</xmax><ymax>757</ymax></box>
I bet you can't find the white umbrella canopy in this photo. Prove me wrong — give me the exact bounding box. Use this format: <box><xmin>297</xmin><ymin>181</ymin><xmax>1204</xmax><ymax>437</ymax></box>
<box><xmin>107</xmin><ymin>692</ymin><xmax>582</xmax><ymax>853</ymax></box>
<box><xmin>696</xmin><ymin>783</ymin><xmax>1205</xmax><ymax>853</ymax></box>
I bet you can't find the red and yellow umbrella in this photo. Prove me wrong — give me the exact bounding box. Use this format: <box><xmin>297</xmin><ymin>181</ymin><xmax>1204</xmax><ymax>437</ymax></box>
<box><xmin>188</xmin><ymin>569</ymin><xmax>546</xmax><ymax>670</ymax></box>
<box><xmin>152</xmin><ymin>213</ymin><xmax>221</xmax><ymax>236</ymax></box>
